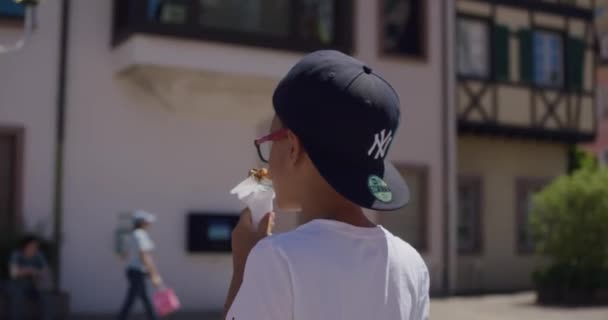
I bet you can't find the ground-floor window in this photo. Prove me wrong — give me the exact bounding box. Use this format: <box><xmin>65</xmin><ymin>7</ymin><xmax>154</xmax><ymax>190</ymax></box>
<box><xmin>602</xmin><ymin>149</ymin><xmax>608</xmax><ymax>166</ymax></box>
<box><xmin>516</xmin><ymin>178</ymin><xmax>550</xmax><ymax>254</ymax></box>
<box><xmin>457</xmin><ymin>176</ymin><xmax>482</xmax><ymax>254</ymax></box>
<box><xmin>0</xmin><ymin>0</ymin><xmax>24</xmax><ymax>18</ymax></box>
<box><xmin>598</xmin><ymin>85</ymin><xmax>608</xmax><ymax>120</ymax></box>
<box><xmin>378</xmin><ymin>165</ymin><xmax>428</xmax><ymax>252</ymax></box>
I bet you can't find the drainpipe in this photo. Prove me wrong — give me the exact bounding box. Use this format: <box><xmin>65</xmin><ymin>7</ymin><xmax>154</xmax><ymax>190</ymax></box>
<box><xmin>52</xmin><ymin>0</ymin><xmax>70</xmax><ymax>293</ymax></box>
<box><xmin>441</xmin><ymin>0</ymin><xmax>457</xmax><ymax>296</ymax></box>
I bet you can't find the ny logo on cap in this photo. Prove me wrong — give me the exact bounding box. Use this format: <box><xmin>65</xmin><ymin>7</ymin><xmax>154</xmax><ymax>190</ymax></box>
<box><xmin>368</xmin><ymin>129</ymin><xmax>393</xmax><ymax>160</ymax></box>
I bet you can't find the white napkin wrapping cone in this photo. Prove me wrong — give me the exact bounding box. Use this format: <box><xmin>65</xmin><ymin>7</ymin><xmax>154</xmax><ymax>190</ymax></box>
<box><xmin>230</xmin><ymin>175</ymin><xmax>275</xmax><ymax>228</ymax></box>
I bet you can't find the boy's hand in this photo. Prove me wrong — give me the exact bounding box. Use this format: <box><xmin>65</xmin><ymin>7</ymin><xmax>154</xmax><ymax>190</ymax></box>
<box><xmin>231</xmin><ymin>209</ymin><xmax>275</xmax><ymax>275</ymax></box>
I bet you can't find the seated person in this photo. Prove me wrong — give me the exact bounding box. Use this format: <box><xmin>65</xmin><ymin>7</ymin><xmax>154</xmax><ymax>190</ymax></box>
<box><xmin>8</xmin><ymin>235</ymin><xmax>51</xmax><ymax>320</ymax></box>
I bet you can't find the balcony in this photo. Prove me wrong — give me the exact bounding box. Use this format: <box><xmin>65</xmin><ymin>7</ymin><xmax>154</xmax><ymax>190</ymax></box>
<box><xmin>112</xmin><ymin>0</ymin><xmax>353</xmax><ymax>53</ymax></box>
<box><xmin>111</xmin><ymin>0</ymin><xmax>354</xmax><ymax>95</ymax></box>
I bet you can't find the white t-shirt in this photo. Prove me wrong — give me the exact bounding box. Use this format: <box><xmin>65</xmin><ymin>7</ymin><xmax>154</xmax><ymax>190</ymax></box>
<box><xmin>126</xmin><ymin>229</ymin><xmax>155</xmax><ymax>272</ymax></box>
<box><xmin>227</xmin><ymin>219</ymin><xmax>429</xmax><ymax>320</ymax></box>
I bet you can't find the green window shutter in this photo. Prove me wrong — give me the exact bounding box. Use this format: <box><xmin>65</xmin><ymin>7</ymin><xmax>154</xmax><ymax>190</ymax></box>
<box><xmin>518</xmin><ymin>29</ymin><xmax>533</xmax><ymax>84</ymax></box>
<box><xmin>493</xmin><ymin>24</ymin><xmax>510</xmax><ymax>81</ymax></box>
<box><xmin>567</xmin><ymin>37</ymin><xmax>585</xmax><ymax>91</ymax></box>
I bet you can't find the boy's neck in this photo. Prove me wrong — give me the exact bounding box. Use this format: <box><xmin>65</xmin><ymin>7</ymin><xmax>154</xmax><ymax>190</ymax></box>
<box><xmin>300</xmin><ymin>201</ymin><xmax>376</xmax><ymax>228</ymax></box>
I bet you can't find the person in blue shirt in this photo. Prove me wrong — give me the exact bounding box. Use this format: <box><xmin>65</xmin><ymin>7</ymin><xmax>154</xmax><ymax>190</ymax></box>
<box><xmin>7</xmin><ymin>235</ymin><xmax>51</xmax><ymax>320</ymax></box>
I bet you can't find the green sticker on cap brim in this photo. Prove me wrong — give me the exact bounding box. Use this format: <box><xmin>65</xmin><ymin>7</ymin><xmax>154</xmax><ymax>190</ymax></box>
<box><xmin>368</xmin><ymin>175</ymin><xmax>392</xmax><ymax>203</ymax></box>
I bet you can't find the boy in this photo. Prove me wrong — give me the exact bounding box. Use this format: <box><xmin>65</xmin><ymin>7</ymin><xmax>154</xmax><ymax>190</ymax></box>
<box><xmin>225</xmin><ymin>50</ymin><xmax>429</xmax><ymax>320</ymax></box>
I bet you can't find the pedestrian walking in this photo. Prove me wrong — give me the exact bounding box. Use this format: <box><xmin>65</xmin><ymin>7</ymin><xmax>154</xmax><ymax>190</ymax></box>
<box><xmin>117</xmin><ymin>210</ymin><xmax>163</xmax><ymax>320</ymax></box>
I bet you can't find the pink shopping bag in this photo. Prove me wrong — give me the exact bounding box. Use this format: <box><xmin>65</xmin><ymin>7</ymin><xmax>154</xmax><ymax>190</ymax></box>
<box><xmin>153</xmin><ymin>287</ymin><xmax>181</xmax><ymax>317</ymax></box>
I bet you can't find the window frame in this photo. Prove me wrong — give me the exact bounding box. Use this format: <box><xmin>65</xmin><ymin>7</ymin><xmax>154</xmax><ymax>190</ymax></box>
<box><xmin>531</xmin><ymin>27</ymin><xmax>567</xmax><ymax>90</ymax></box>
<box><xmin>377</xmin><ymin>164</ymin><xmax>429</xmax><ymax>253</ymax></box>
<box><xmin>112</xmin><ymin>0</ymin><xmax>354</xmax><ymax>53</ymax></box>
<box><xmin>456</xmin><ymin>14</ymin><xmax>492</xmax><ymax>80</ymax></box>
<box><xmin>457</xmin><ymin>175</ymin><xmax>483</xmax><ymax>255</ymax></box>
<box><xmin>377</xmin><ymin>0</ymin><xmax>428</xmax><ymax>61</ymax></box>
<box><xmin>515</xmin><ymin>177</ymin><xmax>551</xmax><ymax>255</ymax></box>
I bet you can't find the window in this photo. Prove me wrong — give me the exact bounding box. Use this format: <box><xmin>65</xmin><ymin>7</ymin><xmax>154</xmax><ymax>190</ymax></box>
<box><xmin>520</xmin><ymin>29</ymin><xmax>584</xmax><ymax>90</ymax></box>
<box><xmin>0</xmin><ymin>0</ymin><xmax>24</xmax><ymax>18</ymax></box>
<box><xmin>380</xmin><ymin>0</ymin><xmax>426</xmax><ymax>59</ymax></box>
<box><xmin>600</xmin><ymin>32</ymin><xmax>608</xmax><ymax>63</ymax></box>
<box><xmin>457</xmin><ymin>18</ymin><xmax>490</xmax><ymax>78</ymax></box>
<box><xmin>599</xmin><ymin>85</ymin><xmax>608</xmax><ymax>119</ymax></box>
<box><xmin>152</xmin><ymin>0</ymin><xmax>292</xmax><ymax>36</ymax></box>
<box><xmin>602</xmin><ymin>149</ymin><xmax>608</xmax><ymax>166</ymax></box>
<box><xmin>533</xmin><ymin>31</ymin><xmax>564</xmax><ymax>88</ymax></box>
<box><xmin>378</xmin><ymin>165</ymin><xmax>428</xmax><ymax>251</ymax></box>
<box><xmin>458</xmin><ymin>177</ymin><xmax>482</xmax><ymax>254</ymax></box>
<box><xmin>516</xmin><ymin>178</ymin><xmax>549</xmax><ymax>254</ymax></box>
<box><xmin>456</xmin><ymin>17</ymin><xmax>510</xmax><ymax>81</ymax></box>
<box><xmin>114</xmin><ymin>0</ymin><xmax>352</xmax><ymax>52</ymax></box>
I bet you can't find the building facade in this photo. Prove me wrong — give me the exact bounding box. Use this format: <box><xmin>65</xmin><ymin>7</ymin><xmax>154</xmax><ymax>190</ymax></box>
<box><xmin>455</xmin><ymin>0</ymin><xmax>596</xmax><ymax>293</ymax></box>
<box><xmin>1</xmin><ymin>0</ymin><xmax>597</xmax><ymax>314</ymax></box>
<box><xmin>0</xmin><ymin>0</ymin><xmax>452</xmax><ymax>313</ymax></box>
<box><xmin>585</xmin><ymin>0</ymin><xmax>608</xmax><ymax>163</ymax></box>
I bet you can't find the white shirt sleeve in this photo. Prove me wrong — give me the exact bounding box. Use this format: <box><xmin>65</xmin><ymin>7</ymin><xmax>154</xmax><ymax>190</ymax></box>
<box><xmin>413</xmin><ymin>267</ymin><xmax>430</xmax><ymax>320</ymax></box>
<box><xmin>133</xmin><ymin>229</ymin><xmax>155</xmax><ymax>252</ymax></box>
<box><xmin>226</xmin><ymin>239</ymin><xmax>293</xmax><ymax>320</ymax></box>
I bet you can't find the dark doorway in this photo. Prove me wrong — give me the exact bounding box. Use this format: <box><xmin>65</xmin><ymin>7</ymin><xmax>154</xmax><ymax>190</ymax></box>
<box><xmin>0</xmin><ymin>126</ymin><xmax>23</xmax><ymax>235</ymax></box>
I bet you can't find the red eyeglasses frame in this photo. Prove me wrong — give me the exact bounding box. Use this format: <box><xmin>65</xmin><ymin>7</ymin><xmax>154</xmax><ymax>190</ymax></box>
<box><xmin>254</xmin><ymin>128</ymin><xmax>288</xmax><ymax>163</ymax></box>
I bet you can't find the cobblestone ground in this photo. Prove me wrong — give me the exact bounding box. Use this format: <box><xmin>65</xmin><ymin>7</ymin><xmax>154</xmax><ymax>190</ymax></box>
<box><xmin>71</xmin><ymin>292</ymin><xmax>608</xmax><ymax>320</ymax></box>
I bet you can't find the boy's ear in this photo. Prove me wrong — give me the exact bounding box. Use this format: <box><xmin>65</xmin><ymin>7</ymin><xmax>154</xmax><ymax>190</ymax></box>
<box><xmin>287</xmin><ymin>131</ymin><xmax>304</xmax><ymax>165</ymax></box>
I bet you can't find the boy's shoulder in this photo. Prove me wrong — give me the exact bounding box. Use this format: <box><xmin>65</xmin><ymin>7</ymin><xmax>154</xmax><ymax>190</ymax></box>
<box><xmin>382</xmin><ymin>228</ymin><xmax>428</xmax><ymax>271</ymax></box>
<box><xmin>261</xmin><ymin>221</ymin><xmax>426</xmax><ymax>269</ymax></box>
<box><xmin>256</xmin><ymin>220</ymin><xmax>341</xmax><ymax>258</ymax></box>
<box><xmin>261</xmin><ymin>223</ymin><xmax>317</xmax><ymax>250</ymax></box>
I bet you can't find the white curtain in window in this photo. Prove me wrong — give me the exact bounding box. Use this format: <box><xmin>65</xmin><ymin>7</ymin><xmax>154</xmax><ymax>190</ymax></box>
<box><xmin>457</xmin><ymin>19</ymin><xmax>489</xmax><ymax>77</ymax></box>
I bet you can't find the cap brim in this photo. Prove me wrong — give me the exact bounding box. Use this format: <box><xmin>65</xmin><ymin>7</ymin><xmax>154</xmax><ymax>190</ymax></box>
<box><xmin>372</xmin><ymin>161</ymin><xmax>410</xmax><ymax>211</ymax></box>
<box><xmin>306</xmin><ymin>146</ymin><xmax>410</xmax><ymax>211</ymax></box>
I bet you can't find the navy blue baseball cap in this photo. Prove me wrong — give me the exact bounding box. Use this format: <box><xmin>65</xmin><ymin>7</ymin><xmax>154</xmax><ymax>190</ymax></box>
<box><xmin>273</xmin><ymin>50</ymin><xmax>409</xmax><ymax>211</ymax></box>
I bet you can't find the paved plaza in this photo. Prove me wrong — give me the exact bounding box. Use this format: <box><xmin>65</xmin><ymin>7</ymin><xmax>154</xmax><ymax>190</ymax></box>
<box><xmin>431</xmin><ymin>292</ymin><xmax>608</xmax><ymax>320</ymax></box>
<box><xmin>70</xmin><ymin>292</ymin><xmax>608</xmax><ymax>320</ymax></box>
